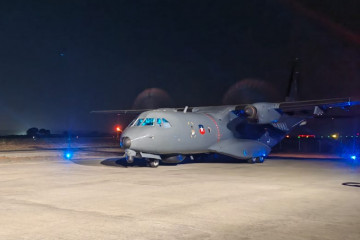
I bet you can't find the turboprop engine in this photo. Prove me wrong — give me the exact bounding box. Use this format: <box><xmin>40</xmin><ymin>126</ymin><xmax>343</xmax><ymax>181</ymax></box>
<box><xmin>243</xmin><ymin>103</ymin><xmax>282</xmax><ymax>124</ymax></box>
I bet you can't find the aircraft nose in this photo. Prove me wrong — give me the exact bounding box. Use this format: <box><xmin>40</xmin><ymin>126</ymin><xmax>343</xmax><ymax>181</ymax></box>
<box><xmin>120</xmin><ymin>137</ymin><xmax>131</xmax><ymax>149</ymax></box>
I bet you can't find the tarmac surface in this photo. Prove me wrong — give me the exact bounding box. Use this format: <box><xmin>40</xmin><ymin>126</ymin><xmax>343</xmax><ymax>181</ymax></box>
<box><xmin>0</xmin><ymin>149</ymin><xmax>359</xmax><ymax>240</ymax></box>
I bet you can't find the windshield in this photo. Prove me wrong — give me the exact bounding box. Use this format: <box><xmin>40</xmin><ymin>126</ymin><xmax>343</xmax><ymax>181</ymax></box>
<box><xmin>136</xmin><ymin>118</ymin><xmax>144</xmax><ymax>126</ymax></box>
<box><xmin>134</xmin><ymin>117</ymin><xmax>171</xmax><ymax>128</ymax></box>
<box><xmin>141</xmin><ymin>118</ymin><xmax>154</xmax><ymax>126</ymax></box>
<box><xmin>156</xmin><ymin>118</ymin><xmax>162</xmax><ymax>126</ymax></box>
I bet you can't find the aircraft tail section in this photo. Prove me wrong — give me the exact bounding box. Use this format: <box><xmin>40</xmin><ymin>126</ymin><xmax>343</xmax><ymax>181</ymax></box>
<box><xmin>285</xmin><ymin>58</ymin><xmax>300</xmax><ymax>102</ymax></box>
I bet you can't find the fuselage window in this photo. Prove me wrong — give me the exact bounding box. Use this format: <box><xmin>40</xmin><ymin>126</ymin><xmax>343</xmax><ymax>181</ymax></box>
<box><xmin>141</xmin><ymin>118</ymin><xmax>155</xmax><ymax>126</ymax></box>
<box><xmin>136</xmin><ymin>118</ymin><xmax>144</xmax><ymax>126</ymax></box>
<box><xmin>162</xmin><ymin>118</ymin><xmax>172</xmax><ymax>128</ymax></box>
<box><xmin>156</xmin><ymin>118</ymin><xmax>162</xmax><ymax>127</ymax></box>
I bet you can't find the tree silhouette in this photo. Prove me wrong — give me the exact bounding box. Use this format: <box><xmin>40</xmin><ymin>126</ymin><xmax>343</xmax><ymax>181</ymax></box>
<box><xmin>38</xmin><ymin>129</ymin><xmax>51</xmax><ymax>136</ymax></box>
<box><xmin>26</xmin><ymin>128</ymin><xmax>39</xmax><ymax>137</ymax></box>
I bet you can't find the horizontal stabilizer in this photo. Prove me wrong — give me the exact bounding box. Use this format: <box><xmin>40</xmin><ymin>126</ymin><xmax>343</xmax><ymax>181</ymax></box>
<box><xmin>278</xmin><ymin>97</ymin><xmax>355</xmax><ymax>113</ymax></box>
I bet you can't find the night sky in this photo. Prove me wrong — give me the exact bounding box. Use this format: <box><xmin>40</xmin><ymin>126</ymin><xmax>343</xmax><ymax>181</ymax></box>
<box><xmin>0</xmin><ymin>0</ymin><xmax>359</xmax><ymax>135</ymax></box>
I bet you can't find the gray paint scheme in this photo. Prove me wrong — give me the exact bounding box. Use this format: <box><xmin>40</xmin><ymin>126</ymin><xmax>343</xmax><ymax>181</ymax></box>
<box><xmin>118</xmin><ymin>98</ymin><xmax>359</xmax><ymax>165</ymax></box>
<box><xmin>92</xmin><ymin>59</ymin><xmax>358</xmax><ymax>167</ymax></box>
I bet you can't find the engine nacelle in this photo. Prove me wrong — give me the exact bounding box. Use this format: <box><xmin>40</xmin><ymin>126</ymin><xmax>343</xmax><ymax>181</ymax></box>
<box><xmin>244</xmin><ymin>103</ymin><xmax>281</xmax><ymax>124</ymax></box>
<box><xmin>161</xmin><ymin>155</ymin><xmax>186</xmax><ymax>164</ymax></box>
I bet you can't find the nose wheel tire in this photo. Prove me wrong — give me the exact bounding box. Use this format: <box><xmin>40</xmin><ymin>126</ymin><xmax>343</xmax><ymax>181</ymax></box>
<box><xmin>148</xmin><ymin>159</ymin><xmax>160</xmax><ymax>168</ymax></box>
<box><xmin>256</xmin><ymin>156</ymin><xmax>265</xmax><ymax>163</ymax></box>
<box><xmin>248</xmin><ymin>157</ymin><xmax>265</xmax><ymax>164</ymax></box>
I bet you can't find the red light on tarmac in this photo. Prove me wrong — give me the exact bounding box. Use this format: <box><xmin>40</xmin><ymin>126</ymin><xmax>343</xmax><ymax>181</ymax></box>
<box><xmin>115</xmin><ymin>126</ymin><xmax>122</xmax><ymax>132</ymax></box>
<box><xmin>297</xmin><ymin>134</ymin><xmax>315</xmax><ymax>138</ymax></box>
<box><xmin>286</xmin><ymin>135</ymin><xmax>290</xmax><ymax>138</ymax></box>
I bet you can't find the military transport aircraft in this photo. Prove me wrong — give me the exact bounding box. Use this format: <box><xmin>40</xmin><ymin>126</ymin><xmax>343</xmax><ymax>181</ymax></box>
<box><xmin>92</xmin><ymin>65</ymin><xmax>359</xmax><ymax>167</ymax></box>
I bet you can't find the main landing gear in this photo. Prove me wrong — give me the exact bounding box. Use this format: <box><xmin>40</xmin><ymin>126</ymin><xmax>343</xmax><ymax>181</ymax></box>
<box><xmin>126</xmin><ymin>156</ymin><xmax>160</xmax><ymax>168</ymax></box>
<box><xmin>247</xmin><ymin>156</ymin><xmax>265</xmax><ymax>164</ymax></box>
<box><xmin>147</xmin><ymin>159</ymin><xmax>160</xmax><ymax>168</ymax></box>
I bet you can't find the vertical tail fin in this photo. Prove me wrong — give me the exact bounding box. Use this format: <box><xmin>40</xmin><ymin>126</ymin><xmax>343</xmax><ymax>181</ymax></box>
<box><xmin>285</xmin><ymin>58</ymin><xmax>300</xmax><ymax>102</ymax></box>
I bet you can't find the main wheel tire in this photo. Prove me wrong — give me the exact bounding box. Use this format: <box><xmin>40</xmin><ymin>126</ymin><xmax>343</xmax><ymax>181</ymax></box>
<box><xmin>149</xmin><ymin>159</ymin><xmax>160</xmax><ymax>168</ymax></box>
<box><xmin>256</xmin><ymin>156</ymin><xmax>265</xmax><ymax>163</ymax></box>
<box><xmin>248</xmin><ymin>157</ymin><xmax>256</xmax><ymax>164</ymax></box>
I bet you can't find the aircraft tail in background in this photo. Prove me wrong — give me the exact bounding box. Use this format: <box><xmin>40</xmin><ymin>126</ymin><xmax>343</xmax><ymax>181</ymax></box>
<box><xmin>285</xmin><ymin>58</ymin><xmax>300</xmax><ymax>102</ymax></box>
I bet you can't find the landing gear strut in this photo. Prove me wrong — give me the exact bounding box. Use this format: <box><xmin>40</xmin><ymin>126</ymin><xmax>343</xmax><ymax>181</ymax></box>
<box><xmin>126</xmin><ymin>155</ymin><xmax>134</xmax><ymax>164</ymax></box>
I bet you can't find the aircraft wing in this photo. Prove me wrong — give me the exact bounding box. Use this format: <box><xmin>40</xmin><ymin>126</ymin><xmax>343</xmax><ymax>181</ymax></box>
<box><xmin>233</xmin><ymin>97</ymin><xmax>359</xmax><ymax>115</ymax></box>
<box><xmin>90</xmin><ymin>109</ymin><xmax>150</xmax><ymax>115</ymax></box>
<box><xmin>91</xmin><ymin>107</ymin><xmax>195</xmax><ymax>115</ymax></box>
<box><xmin>91</xmin><ymin>97</ymin><xmax>360</xmax><ymax>117</ymax></box>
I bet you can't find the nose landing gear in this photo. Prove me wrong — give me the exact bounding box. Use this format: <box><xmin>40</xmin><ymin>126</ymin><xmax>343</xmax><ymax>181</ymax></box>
<box><xmin>126</xmin><ymin>155</ymin><xmax>134</xmax><ymax>164</ymax></box>
<box><xmin>247</xmin><ymin>156</ymin><xmax>265</xmax><ymax>164</ymax></box>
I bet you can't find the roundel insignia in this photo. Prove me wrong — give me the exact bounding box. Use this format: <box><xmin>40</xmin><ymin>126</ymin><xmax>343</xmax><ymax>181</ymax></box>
<box><xmin>198</xmin><ymin>125</ymin><xmax>205</xmax><ymax>135</ymax></box>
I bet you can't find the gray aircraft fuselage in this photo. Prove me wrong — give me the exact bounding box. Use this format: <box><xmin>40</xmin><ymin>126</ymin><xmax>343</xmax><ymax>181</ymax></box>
<box><xmin>92</xmin><ymin>97</ymin><xmax>357</xmax><ymax>167</ymax></box>
<box><xmin>120</xmin><ymin>105</ymin><xmax>281</xmax><ymax>165</ymax></box>
<box><xmin>123</xmin><ymin>109</ymin><xmax>231</xmax><ymax>154</ymax></box>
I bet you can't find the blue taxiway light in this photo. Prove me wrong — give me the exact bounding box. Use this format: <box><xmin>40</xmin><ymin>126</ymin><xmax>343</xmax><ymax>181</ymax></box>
<box><xmin>350</xmin><ymin>155</ymin><xmax>357</xmax><ymax>160</ymax></box>
<box><xmin>65</xmin><ymin>152</ymin><xmax>73</xmax><ymax>159</ymax></box>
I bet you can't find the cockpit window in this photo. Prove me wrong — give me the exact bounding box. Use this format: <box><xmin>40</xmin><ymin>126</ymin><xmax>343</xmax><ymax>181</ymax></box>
<box><xmin>162</xmin><ymin>118</ymin><xmax>171</xmax><ymax>128</ymax></box>
<box><xmin>156</xmin><ymin>118</ymin><xmax>162</xmax><ymax>126</ymax></box>
<box><xmin>134</xmin><ymin>117</ymin><xmax>170</xmax><ymax>127</ymax></box>
<box><xmin>141</xmin><ymin>118</ymin><xmax>155</xmax><ymax>126</ymax></box>
<box><xmin>136</xmin><ymin>118</ymin><xmax>144</xmax><ymax>126</ymax></box>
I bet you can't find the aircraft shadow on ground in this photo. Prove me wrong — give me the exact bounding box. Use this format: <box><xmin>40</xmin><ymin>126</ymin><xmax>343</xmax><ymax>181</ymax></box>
<box><xmin>100</xmin><ymin>158</ymin><xmax>148</xmax><ymax>168</ymax></box>
<box><xmin>98</xmin><ymin>155</ymin><xmax>249</xmax><ymax>168</ymax></box>
<box><xmin>342</xmin><ymin>182</ymin><xmax>360</xmax><ymax>188</ymax></box>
